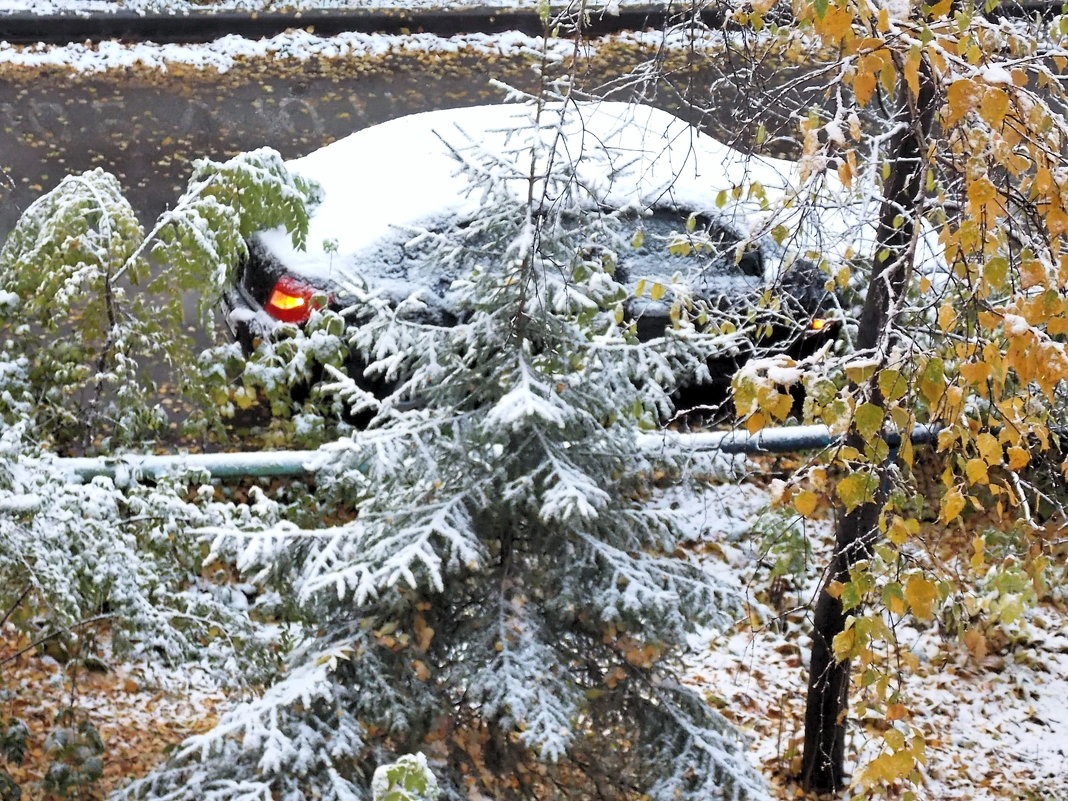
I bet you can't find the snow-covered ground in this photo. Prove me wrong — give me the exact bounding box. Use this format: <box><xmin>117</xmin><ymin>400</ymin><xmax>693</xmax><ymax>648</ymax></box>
<box><xmin>1</xmin><ymin>627</ymin><xmax>227</xmax><ymax>795</ymax></box>
<box><xmin>0</xmin><ymin>0</ymin><xmax>642</xmax><ymax>14</ymax></box>
<box><xmin>12</xmin><ymin>476</ymin><xmax>1062</xmax><ymax>800</ymax></box>
<box><xmin>677</xmin><ymin>477</ymin><xmax>1068</xmax><ymax>800</ymax></box>
<box><xmin>0</xmin><ymin>26</ymin><xmax>689</xmax><ymax>72</ymax></box>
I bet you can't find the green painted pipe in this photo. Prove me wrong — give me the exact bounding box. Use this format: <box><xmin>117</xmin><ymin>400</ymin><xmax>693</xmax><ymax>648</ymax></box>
<box><xmin>60</xmin><ymin>450</ymin><xmax>321</xmax><ymax>482</ymax></box>
<box><xmin>58</xmin><ymin>423</ymin><xmax>940</xmax><ymax>482</ymax></box>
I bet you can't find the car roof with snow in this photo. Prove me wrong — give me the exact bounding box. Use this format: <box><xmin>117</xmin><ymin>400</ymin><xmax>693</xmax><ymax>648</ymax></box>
<box><xmin>249</xmin><ymin>101</ymin><xmax>941</xmax><ymax>315</ymax></box>
<box><xmin>252</xmin><ymin>103</ymin><xmax>806</xmax><ymax>296</ymax></box>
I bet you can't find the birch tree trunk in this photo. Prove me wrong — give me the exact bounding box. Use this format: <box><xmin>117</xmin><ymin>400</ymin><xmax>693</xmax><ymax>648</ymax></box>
<box><xmin>800</xmin><ymin>58</ymin><xmax>937</xmax><ymax>793</ymax></box>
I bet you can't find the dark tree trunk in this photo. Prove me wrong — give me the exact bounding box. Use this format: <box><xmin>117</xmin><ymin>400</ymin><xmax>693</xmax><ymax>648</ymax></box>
<box><xmin>799</xmin><ymin>59</ymin><xmax>937</xmax><ymax>793</ymax></box>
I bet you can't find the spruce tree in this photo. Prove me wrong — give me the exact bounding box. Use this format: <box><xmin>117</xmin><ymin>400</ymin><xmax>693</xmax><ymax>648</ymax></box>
<box><xmin>119</xmin><ymin>100</ymin><xmax>769</xmax><ymax>801</ymax></box>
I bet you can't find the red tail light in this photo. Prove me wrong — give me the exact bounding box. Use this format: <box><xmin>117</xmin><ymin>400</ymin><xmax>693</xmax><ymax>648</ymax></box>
<box><xmin>264</xmin><ymin>276</ymin><xmax>326</xmax><ymax>324</ymax></box>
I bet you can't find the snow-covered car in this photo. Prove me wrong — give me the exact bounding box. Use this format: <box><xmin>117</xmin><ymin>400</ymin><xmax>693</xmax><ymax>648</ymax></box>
<box><xmin>223</xmin><ymin>101</ymin><xmax>837</xmax><ymax>395</ymax></box>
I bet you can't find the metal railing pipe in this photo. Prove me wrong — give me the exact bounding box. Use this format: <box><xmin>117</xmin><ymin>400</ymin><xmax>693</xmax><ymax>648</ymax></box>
<box><xmin>57</xmin><ymin>423</ymin><xmax>941</xmax><ymax>482</ymax></box>
<box><xmin>641</xmin><ymin>422</ymin><xmax>940</xmax><ymax>454</ymax></box>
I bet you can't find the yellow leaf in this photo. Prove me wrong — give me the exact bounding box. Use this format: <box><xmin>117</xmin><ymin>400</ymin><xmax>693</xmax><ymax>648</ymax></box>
<box><xmin>945</xmin><ymin>78</ymin><xmax>981</xmax><ymax>127</ymax></box>
<box><xmin>963</xmin><ymin>627</ymin><xmax>988</xmax><ymax>660</ymax></box>
<box><xmin>878</xmin><ymin>368</ymin><xmax>906</xmax><ymax>402</ymax></box>
<box><xmin>769</xmin><ymin>391</ymin><xmax>794</xmax><ymax>421</ymax></box>
<box><xmin>854</xmin><ymin>69</ymin><xmax>877</xmax><ymax>106</ymax></box>
<box><xmin>900</xmin><ymin>436</ymin><xmax>914</xmax><ymax>468</ymax></box>
<box><xmin>937</xmin><ymin>427</ymin><xmax>958</xmax><ymax>452</ymax></box>
<box><xmin>884</xmin><ymin>727</ymin><xmax>906</xmax><ymax>752</ymax></box>
<box><xmin>879</xmin><ymin>59</ymin><xmax>896</xmax><ymax>94</ymax></box>
<box><xmin>887</xmin><ymin>588</ymin><xmax>907</xmax><ymax>616</ymax></box>
<box><xmin>977</xmin><ymin>432</ymin><xmax>1001</xmax><ymax>465</ymax></box>
<box><xmin>970</xmin><ymin>534</ymin><xmax>985</xmax><ymax>571</ymax></box>
<box><xmin>745</xmin><ymin>412</ymin><xmax>767</xmax><ymax>434</ymax></box>
<box><xmin>650</xmin><ymin>282</ymin><xmax>666</xmax><ymax>300</ymax></box>
<box><xmin>845</xmin><ymin>360</ymin><xmax>877</xmax><ymax>383</ymax></box>
<box><xmin>854</xmin><ymin>402</ymin><xmax>884</xmax><ymax>439</ymax></box>
<box><xmin>886</xmin><ymin>703</ymin><xmax>909</xmax><ymax>721</ymax></box>
<box><xmin>887</xmin><ymin>516</ymin><xmax>911</xmax><ymax>546</ymax></box>
<box><xmin>795</xmin><ymin>490</ymin><xmax>819</xmax><ymax>518</ymax></box>
<box><xmin>232</xmin><ymin>386</ymin><xmax>256</xmax><ymax>410</ymax></box>
<box><xmin>938</xmin><ymin>302</ymin><xmax>956</xmax><ymax>332</ymax></box>
<box><xmin>817</xmin><ymin>6</ymin><xmax>855</xmax><ymax>43</ymax></box>
<box><xmin>905</xmin><ymin>574</ymin><xmax>938</xmax><ymax>621</ymax></box>
<box><xmin>965</xmin><ymin>458</ymin><xmax>989</xmax><ymax>485</ymax></box>
<box><xmin>941</xmin><ymin>487</ymin><xmax>966</xmax><ymax>523</ymax></box>
<box><xmin>1021</xmin><ymin>258</ymin><xmax>1047</xmax><ymax>289</ymax></box>
<box><xmin>960</xmin><ymin>360</ymin><xmax>991</xmax><ymax>385</ymax></box>
<box><xmin>411</xmin><ymin>659</ymin><xmax>431</xmax><ymax>681</ymax></box>
<box><xmin>413</xmin><ymin>614</ymin><xmax>434</xmax><ymax>651</ymax></box>
<box><xmin>903</xmin><ymin>48</ymin><xmax>921</xmax><ymax>98</ymax></box>
<box><xmin>980</xmin><ymin>87</ymin><xmax>1010</xmax><ymax>127</ymax></box>
<box><xmin>861</xmin><ymin>749</ymin><xmax>914</xmax><ymax>788</ymax></box>
<box><xmin>1007</xmin><ymin>446</ymin><xmax>1030</xmax><ymax>470</ymax></box>
<box><xmin>837</xmin><ymin>472</ymin><xmax>878</xmax><ymax>512</ymax></box>
<box><xmin>876</xmin><ymin>7</ymin><xmax>890</xmax><ymax>31</ymax></box>
<box><xmin>967</xmin><ymin>175</ymin><xmax>999</xmax><ymax>216</ymax></box>
<box><xmin>832</xmin><ymin>627</ymin><xmax>856</xmax><ymax>661</ymax></box>
<box><xmin>837</xmin><ymin>159</ymin><xmax>853</xmax><ymax>188</ymax></box>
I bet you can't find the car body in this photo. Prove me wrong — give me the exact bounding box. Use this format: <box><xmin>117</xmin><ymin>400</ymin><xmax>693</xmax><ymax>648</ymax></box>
<box><xmin>224</xmin><ymin>101</ymin><xmax>841</xmax><ymax>399</ymax></box>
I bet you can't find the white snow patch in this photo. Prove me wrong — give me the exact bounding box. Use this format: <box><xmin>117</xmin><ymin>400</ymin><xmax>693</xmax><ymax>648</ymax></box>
<box><xmin>737</xmin><ymin>355</ymin><xmax>803</xmax><ymax>389</ymax></box>
<box><xmin>823</xmin><ymin>120</ymin><xmax>845</xmax><ymax>148</ymax></box>
<box><xmin>882</xmin><ymin>0</ymin><xmax>911</xmax><ymax>20</ymax></box>
<box><xmin>982</xmin><ymin>64</ymin><xmax>1014</xmax><ymax>85</ymax></box>
<box><xmin>1003</xmin><ymin>313</ymin><xmax>1029</xmax><ymax>335</ymax></box>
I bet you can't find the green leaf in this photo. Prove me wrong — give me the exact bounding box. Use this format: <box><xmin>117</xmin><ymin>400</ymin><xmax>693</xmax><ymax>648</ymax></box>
<box><xmin>841</xmin><ymin>580</ymin><xmax>863</xmax><ymax>611</ymax></box>
<box><xmin>923</xmin><ymin>357</ymin><xmax>944</xmax><ymax>384</ymax></box>
<box><xmin>372</xmin><ymin>754</ymin><xmax>440</xmax><ymax>801</ymax></box>
<box><xmin>854</xmin><ymin>403</ymin><xmax>884</xmax><ymax>440</ymax></box>
<box><xmin>667</xmin><ymin>240</ymin><xmax>692</xmax><ymax>257</ymax></box>
<box><xmin>877</xmin><ymin>369</ymin><xmax>906</xmax><ymax>402</ymax></box>
<box><xmin>984</xmin><ymin>256</ymin><xmax>1008</xmax><ymax>289</ymax></box>
<box><xmin>837</xmin><ymin>472</ymin><xmax>879</xmax><ymax>512</ymax></box>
